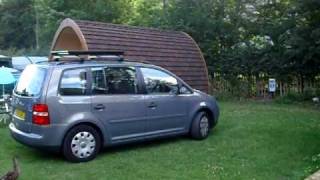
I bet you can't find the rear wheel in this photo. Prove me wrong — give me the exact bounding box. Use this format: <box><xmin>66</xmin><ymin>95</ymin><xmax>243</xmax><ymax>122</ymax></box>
<box><xmin>190</xmin><ymin>111</ymin><xmax>210</xmax><ymax>140</ymax></box>
<box><xmin>62</xmin><ymin>125</ymin><xmax>101</xmax><ymax>162</ymax></box>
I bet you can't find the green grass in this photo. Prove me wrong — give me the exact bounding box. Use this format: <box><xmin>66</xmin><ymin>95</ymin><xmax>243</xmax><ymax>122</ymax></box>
<box><xmin>0</xmin><ymin>101</ymin><xmax>320</xmax><ymax>180</ymax></box>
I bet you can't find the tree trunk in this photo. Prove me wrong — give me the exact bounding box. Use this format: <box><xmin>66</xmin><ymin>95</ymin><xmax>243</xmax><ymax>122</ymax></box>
<box><xmin>279</xmin><ymin>81</ymin><xmax>283</xmax><ymax>97</ymax></box>
<box><xmin>163</xmin><ymin>0</ymin><xmax>167</xmax><ymax>13</ymax></box>
<box><xmin>300</xmin><ymin>74</ymin><xmax>305</xmax><ymax>93</ymax></box>
<box><xmin>34</xmin><ymin>0</ymin><xmax>40</xmax><ymax>50</ymax></box>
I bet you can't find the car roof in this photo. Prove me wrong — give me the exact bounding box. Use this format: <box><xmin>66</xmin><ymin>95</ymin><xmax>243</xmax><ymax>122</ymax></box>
<box><xmin>32</xmin><ymin>58</ymin><xmax>194</xmax><ymax>92</ymax></box>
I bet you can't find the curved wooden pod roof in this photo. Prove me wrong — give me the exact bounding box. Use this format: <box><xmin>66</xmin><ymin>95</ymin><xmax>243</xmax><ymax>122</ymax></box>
<box><xmin>51</xmin><ymin>18</ymin><xmax>209</xmax><ymax>92</ymax></box>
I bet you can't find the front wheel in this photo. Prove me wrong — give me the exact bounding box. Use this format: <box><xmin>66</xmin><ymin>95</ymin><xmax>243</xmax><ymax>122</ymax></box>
<box><xmin>62</xmin><ymin>125</ymin><xmax>101</xmax><ymax>162</ymax></box>
<box><xmin>190</xmin><ymin>112</ymin><xmax>210</xmax><ymax>140</ymax></box>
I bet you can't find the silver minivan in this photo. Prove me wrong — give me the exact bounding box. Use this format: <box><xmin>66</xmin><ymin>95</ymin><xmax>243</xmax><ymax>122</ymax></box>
<box><xmin>9</xmin><ymin>52</ymin><xmax>219</xmax><ymax>162</ymax></box>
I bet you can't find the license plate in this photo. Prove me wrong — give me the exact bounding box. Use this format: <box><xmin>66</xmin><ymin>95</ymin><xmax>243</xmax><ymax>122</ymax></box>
<box><xmin>14</xmin><ymin>109</ymin><xmax>26</xmax><ymax>120</ymax></box>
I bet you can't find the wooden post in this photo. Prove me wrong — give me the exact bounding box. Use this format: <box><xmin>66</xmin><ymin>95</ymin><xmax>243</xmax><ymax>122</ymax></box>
<box><xmin>279</xmin><ymin>81</ymin><xmax>283</xmax><ymax>97</ymax></box>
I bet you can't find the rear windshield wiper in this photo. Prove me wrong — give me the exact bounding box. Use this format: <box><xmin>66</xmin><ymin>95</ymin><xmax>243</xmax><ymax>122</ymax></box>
<box><xmin>15</xmin><ymin>89</ymin><xmax>34</xmax><ymax>97</ymax></box>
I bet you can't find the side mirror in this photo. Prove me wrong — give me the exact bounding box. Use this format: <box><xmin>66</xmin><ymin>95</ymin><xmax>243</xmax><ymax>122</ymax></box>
<box><xmin>176</xmin><ymin>85</ymin><xmax>181</xmax><ymax>95</ymax></box>
<box><xmin>168</xmin><ymin>83</ymin><xmax>180</xmax><ymax>95</ymax></box>
<box><xmin>179</xmin><ymin>86</ymin><xmax>188</xmax><ymax>94</ymax></box>
<box><xmin>171</xmin><ymin>85</ymin><xmax>180</xmax><ymax>95</ymax></box>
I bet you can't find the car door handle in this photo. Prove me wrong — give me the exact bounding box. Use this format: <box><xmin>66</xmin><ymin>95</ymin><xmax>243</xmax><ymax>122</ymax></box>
<box><xmin>94</xmin><ymin>104</ymin><xmax>105</xmax><ymax>110</ymax></box>
<box><xmin>148</xmin><ymin>102</ymin><xmax>157</xmax><ymax>108</ymax></box>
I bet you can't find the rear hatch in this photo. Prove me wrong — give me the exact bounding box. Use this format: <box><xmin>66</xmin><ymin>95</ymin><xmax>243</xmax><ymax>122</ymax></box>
<box><xmin>11</xmin><ymin>65</ymin><xmax>47</xmax><ymax>133</ymax></box>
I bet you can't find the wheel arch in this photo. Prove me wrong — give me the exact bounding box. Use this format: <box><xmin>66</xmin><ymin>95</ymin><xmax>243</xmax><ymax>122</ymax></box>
<box><xmin>61</xmin><ymin>121</ymin><xmax>106</xmax><ymax>150</ymax></box>
<box><xmin>192</xmin><ymin>107</ymin><xmax>215</xmax><ymax>128</ymax></box>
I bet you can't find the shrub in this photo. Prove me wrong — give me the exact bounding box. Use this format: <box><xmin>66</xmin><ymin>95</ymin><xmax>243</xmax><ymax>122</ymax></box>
<box><xmin>275</xmin><ymin>89</ymin><xmax>319</xmax><ymax>104</ymax></box>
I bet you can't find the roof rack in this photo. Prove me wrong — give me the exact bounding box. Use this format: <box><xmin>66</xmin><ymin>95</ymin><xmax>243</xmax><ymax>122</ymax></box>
<box><xmin>50</xmin><ymin>50</ymin><xmax>125</xmax><ymax>62</ymax></box>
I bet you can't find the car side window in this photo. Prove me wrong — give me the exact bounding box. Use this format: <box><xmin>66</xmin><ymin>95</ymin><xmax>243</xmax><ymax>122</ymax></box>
<box><xmin>140</xmin><ymin>67</ymin><xmax>178</xmax><ymax>94</ymax></box>
<box><xmin>60</xmin><ymin>68</ymin><xmax>88</xmax><ymax>96</ymax></box>
<box><xmin>91</xmin><ymin>67</ymin><xmax>107</xmax><ymax>95</ymax></box>
<box><xmin>103</xmin><ymin>66</ymin><xmax>138</xmax><ymax>94</ymax></box>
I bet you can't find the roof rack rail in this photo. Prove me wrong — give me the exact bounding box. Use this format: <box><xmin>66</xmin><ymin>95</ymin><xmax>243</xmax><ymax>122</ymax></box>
<box><xmin>51</xmin><ymin>50</ymin><xmax>124</xmax><ymax>56</ymax></box>
<box><xmin>50</xmin><ymin>50</ymin><xmax>125</xmax><ymax>62</ymax></box>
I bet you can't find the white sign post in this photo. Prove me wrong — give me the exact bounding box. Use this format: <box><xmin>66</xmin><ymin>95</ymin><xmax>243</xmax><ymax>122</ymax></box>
<box><xmin>268</xmin><ymin>78</ymin><xmax>276</xmax><ymax>98</ymax></box>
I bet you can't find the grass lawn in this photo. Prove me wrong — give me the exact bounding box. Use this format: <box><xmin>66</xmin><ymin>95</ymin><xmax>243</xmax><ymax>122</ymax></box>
<box><xmin>0</xmin><ymin>101</ymin><xmax>320</xmax><ymax>180</ymax></box>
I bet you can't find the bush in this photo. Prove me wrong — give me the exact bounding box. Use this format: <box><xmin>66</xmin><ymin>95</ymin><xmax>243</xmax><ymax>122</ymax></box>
<box><xmin>214</xmin><ymin>91</ymin><xmax>238</xmax><ymax>101</ymax></box>
<box><xmin>302</xmin><ymin>88</ymin><xmax>316</xmax><ymax>101</ymax></box>
<box><xmin>276</xmin><ymin>93</ymin><xmax>303</xmax><ymax>103</ymax></box>
<box><xmin>0</xmin><ymin>114</ymin><xmax>10</xmax><ymax>128</ymax></box>
<box><xmin>275</xmin><ymin>89</ymin><xmax>319</xmax><ymax>104</ymax></box>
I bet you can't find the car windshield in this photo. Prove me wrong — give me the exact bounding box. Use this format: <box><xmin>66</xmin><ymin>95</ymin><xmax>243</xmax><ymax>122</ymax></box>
<box><xmin>15</xmin><ymin>65</ymin><xmax>47</xmax><ymax>97</ymax></box>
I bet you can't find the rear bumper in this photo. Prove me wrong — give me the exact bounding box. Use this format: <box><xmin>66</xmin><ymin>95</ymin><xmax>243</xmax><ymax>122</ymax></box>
<box><xmin>9</xmin><ymin>123</ymin><xmax>60</xmax><ymax>152</ymax></box>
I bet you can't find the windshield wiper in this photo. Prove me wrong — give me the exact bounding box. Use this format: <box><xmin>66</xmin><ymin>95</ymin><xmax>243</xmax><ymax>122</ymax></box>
<box><xmin>17</xmin><ymin>89</ymin><xmax>34</xmax><ymax>97</ymax></box>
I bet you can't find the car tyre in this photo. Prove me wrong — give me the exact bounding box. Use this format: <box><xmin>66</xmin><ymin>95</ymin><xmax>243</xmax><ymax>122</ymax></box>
<box><xmin>62</xmin><ymin>125</ymin><xmax>101</xmax><ymax>163</ymax></box>
<box><xmin>190</xmin><ymin>111</ymin><xmax>210</xmax><ymax>140</ymax></box>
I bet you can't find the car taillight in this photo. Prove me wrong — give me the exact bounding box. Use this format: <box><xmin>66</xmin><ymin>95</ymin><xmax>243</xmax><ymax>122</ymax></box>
<box><xmin>32</xmin><ymin>104</ymin><xmax>50</xmax><ymax>125</ymax></box>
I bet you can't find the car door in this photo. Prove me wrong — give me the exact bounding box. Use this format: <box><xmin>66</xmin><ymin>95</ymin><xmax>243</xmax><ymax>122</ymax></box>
<box><xmin>139</xmin><ymin>67</ymin><xmax>189</xmax><ymax>135</ymax></box>
<box><xmin>90</xmin><ymin>66</ymin><xmax>147</xmax><ymax>142</ymax></box>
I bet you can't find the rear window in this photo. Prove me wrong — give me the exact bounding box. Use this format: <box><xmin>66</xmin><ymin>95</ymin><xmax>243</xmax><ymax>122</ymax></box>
<box><xmin>15</xmin><ymin>65</ymin><xmax>47</xmax><ymax>97</ymax></box>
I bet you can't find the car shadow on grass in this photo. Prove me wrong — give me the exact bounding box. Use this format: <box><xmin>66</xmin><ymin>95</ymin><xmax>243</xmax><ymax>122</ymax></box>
<box><xmin>16</xmin><ymin>130</ymin><xmax>219</xmax><ymax>163</ymax></box>
<box><xmin>102</xmin><ymin>136</ymin><xmax>188</xmax><ymax>154</ymax></box>
<box><xmin>100</xmin><ymin>130</ymin><xmax>219</xmax><ymax>156</ymax></box>
<box><xmin>18</xmin><ymin>147</ymin><xmax>65</xmax><ymax>162</ymax></box>
<box><xmin>21</xmin><ymin>136</ymin><xmax>191</xmax><ymax>163</ymax></box>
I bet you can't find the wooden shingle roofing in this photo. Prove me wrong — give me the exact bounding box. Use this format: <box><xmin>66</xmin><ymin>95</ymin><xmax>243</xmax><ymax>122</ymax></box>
<box><xmin>51</xmin><ymin>18</ymin><xmax>209</xmax><ymax>92</ymax></box>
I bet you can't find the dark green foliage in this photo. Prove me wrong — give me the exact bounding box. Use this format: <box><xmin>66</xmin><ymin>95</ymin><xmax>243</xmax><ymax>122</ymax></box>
<box><xmin>0</xmin><ymin>0</ymin><xmax>319</xmax><ymax>97</ymax></box>
<box><xmin>0</xmin><ymin>0</ymin><xmax>36</xmax><ymax>49</ymax></box>
<box><xmin>129</xmin><ymin>0</ymin><xmax>319</xmax><ymax>97</ymax></box>
<box><xmin>0</xmin><ymin>0</ymin><xmax>133</xmax><ymax>53</ymax></box>
<box><xmin>35</xmin><ymin>0</ymin><xmax>133</xmax><ymax>51</ymax></box>
<box><xmin>276</xmin><ymin>87</ymin><xmax>320</xmax><ymax>103</ymax></box>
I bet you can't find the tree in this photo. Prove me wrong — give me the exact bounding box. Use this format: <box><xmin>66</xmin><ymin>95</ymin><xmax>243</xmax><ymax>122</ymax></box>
<box><xmin>0</xmin><ymin>0</ymin><xmax>36</xmax><ymax>49</ymax></box>
<box><xmin>34</xmin><ymin>0</ymin><xmax>134</xmax><ymax>52</ymax></box>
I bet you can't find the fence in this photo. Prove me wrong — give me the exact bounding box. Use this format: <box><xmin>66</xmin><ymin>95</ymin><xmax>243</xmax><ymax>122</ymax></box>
<box><xmin>209</xmin><ymin>74</ymin><xmax>320</xmax><ymax>100</ymax></box>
